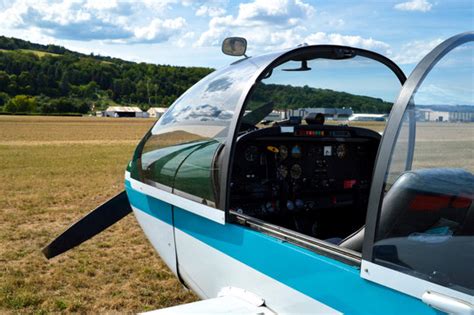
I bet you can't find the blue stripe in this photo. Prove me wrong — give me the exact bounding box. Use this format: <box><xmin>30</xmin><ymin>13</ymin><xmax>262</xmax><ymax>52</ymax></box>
<box><xmin>125</xmin><ymin>180</ymin><xmax>173</xmax><ymax>225</ymax></box>
<box><xmin>126</xmin><ymin>181</ymin><xmax>441</xmax><ymax>315</ymax></box>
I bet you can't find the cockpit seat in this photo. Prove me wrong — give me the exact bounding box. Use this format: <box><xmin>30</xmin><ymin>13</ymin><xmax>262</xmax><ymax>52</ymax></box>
<box><xmin>339</xmin><ymin>168</ymin><xmax>474</xmax><ymax>252</ymax></box>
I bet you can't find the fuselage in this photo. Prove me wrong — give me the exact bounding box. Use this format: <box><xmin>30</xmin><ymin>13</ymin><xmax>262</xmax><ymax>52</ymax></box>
<box><xmin>124</xmin><ymin>170</ymin><xmax>441</xmax><ymax>314</ymax></box>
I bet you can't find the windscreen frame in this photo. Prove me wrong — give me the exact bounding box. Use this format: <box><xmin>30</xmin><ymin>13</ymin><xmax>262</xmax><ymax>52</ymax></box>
<box><xmin>223</xmin><ymin>44</ymin><xmax>408</xmax><ymax>217</ymax></box>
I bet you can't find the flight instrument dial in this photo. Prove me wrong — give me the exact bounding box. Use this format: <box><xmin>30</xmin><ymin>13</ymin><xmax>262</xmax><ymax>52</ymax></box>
<box><xmin>290</xmin><ymin>164</ymin><xmax>302</xmax><ymax>179</ymax></box>
<box><xmin>244</xmin><ymin>146</ymin><xmax>259</xmax><ymax>162</ymax></box>
<box><xmin>279</xmin><ymin>145</ymin><xmax>288</xmax><ymax>160</ymax></box>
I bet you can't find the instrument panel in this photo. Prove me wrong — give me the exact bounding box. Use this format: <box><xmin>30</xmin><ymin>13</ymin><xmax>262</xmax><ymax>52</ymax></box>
<box><xmin>236</xmin><ymin>140</ymin><xmax>374</xmax><ymax>192</ymax></box>
<box><xmin>230</xmin><ymin>125</ymin><xmax>380</xmax><ymax>238</ymax></box>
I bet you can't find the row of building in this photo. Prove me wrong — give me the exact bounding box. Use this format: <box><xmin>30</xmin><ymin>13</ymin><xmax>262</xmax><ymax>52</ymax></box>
<box><xmin>259</xmin><ymin>108</ymin><xmax>356</xmax><ymax>122</ymax></box>
<box><xmin>277</xmin><ymin>108</ymin><xmax>474</xmax><ymax>123</ymax></box>
<box><xmin>96</xmin><ymin>106</ymin><xmax>168</xmax><ymax>119</ymax></box>
<box><xmin>98</xmin><ymin>106</ymin><xmax>356</xmax><ymax>121</ymax></box>
<box><xmin>97</xmin><ymin>106</ymin><xmax>474</xmax><ymax>123</ymax></box>
<box><xmin>99</xmin><ymin>107</ymin><xmax>377</xmax><ymax>122</ymax></box>
<box><xmin>417</xmin><ymin>109</ymin><xmax>474</xmax><ymax>122</ymax></box>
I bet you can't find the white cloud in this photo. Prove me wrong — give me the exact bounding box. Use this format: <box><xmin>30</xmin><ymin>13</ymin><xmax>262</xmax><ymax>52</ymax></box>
<box><xmin>140</xmin><ymin>0</ymin><xmax>182</xmax><ymax>14</ymax></box>
<box><xmin>0</xmin><ymin>0</ymin><xmax>187</xmax><ymax>44</ymax></box>
<box><xmin>394</xmin><ymin>0</ymin><xmax>433</xmax><ymax>12</ymax></box>
<box><xmin>237</xmin><ymin>0</ymin><xmax>315</xmax><ymax>24</ymax></box>
<box><xmin>196</xmin><ymin>0</ymin><xmax>315</xmax><ymax>47</ymax></box>
<box><xmin>84</xmin><ymin>0</ymin><xmax>118</xmax><ymax>11</ymax></box>
<box><xmin>175</xmin><ymin>31</ymin><xmax>196</xmax><ymax>48</ymax></box>
<box><xmin>0</xmin><ymin>1</ymin><xmax>28</xmax><ymax>28</ymax></box>
<box><xmin>133</xmin><ymin>17</ymin><xmax>187</xmax><ymax>43</ymax></box>
<box><xmin>194</xmin><ymin>0</ymin><xmax>392</xmax><ymax>56</ymax></box>
<box><xmin>391</xmin><ymin>38</ymin><xmax>443</xmax><ymax>64</ymax></box>
<box><xmin>268</xmin><ymin>28</ymin><xmax>305</xmax><ymax>49</ymax></box>
<box><xmin>327</xmin><ymin>18</ymin><xmax>345</xmax><ymax>28</ymax></box>
<box><xmin>195</xmin><ymin>17</ymin><xmax>231</xmax><ymax>47</ymax></box>
<box><xmin>304</xmin><ymin>32</ymin><xmax>391</xmax><ymax>54</ymax></box>
<box><xmin>196</xmin><ymin>5</ymin><xmax>226</xmax><ymax>17</ymax></box>
<box><xmin>415</xmin><ymin>83</ymin><xmax>472</xmax><ymax>105</ymax></box>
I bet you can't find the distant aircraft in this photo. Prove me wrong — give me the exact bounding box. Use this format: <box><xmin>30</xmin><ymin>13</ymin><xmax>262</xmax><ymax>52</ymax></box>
<box><xmin>348</xmin><ymin>114</ymin><xmax>387</xmax><ymax>122</ymax></box>
<box><xmin>43</xmin><ymin>32</ymin><xmax>473</xmax><ymax>314</ymax></box>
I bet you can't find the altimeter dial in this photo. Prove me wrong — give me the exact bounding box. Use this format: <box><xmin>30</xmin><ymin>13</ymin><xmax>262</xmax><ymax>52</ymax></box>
<box><xmin>277</xmin><ymin>164</ymin><xmax>288</xmax><ymax>179</ymax></box>
<box><xmin>336</xmin><ymin>144</ymin><xmax>348</xmax><ymax>159</ymax></box>
<box><xmin>290</xmin><ymin>164</ymin><xmax>302</xmax><ymax>179</ymax></box>
<box><xmin>244</xmin><ymin>146</ymin><xmax>259</xmax><ymax>162</ymax></box>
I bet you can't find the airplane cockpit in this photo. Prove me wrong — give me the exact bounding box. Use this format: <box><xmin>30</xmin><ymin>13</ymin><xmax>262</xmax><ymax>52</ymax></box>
<box><xmin>228</xmin><ymin>50</ymin><xmax>404</xmax><ymax>251</ymax></box>
<box><xmin>230</xmin><ymin>115</ymin><xmax>380</xmax><ymax>248</ymax></box>
<box><xmin>230</xmin><ymin>124</ymin><xmax>380</xmax><ymax>248</ymax></box>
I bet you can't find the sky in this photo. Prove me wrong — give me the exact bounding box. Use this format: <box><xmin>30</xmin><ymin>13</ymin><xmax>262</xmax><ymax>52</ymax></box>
<box><xmin>0</xmin><ymin>0</ymin><xmax>472</xmax><ymax>103</ymax></box>
<box><xmin>0</xmin><ymin>0</ymin><xmax>472</xmax><ymax>68</ymax></box>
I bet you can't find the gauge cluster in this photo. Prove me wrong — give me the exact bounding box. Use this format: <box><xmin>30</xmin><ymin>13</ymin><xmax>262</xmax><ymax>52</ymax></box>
<box><xmin>230</xmin><ymin>125</ymin><xmax>380</xmax><ymax>239</ymax></box>
<box><xmin>235</xmin><ymin>141</ymin><xmax>374</xmax><ymax>192</ymax></box>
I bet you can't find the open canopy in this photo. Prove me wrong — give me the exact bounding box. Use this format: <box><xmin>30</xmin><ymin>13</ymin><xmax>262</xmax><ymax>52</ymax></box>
<box><xmin>129</xmin><ymin>44</ymin><xmax>407</xmax><ymax>210</ymax></box>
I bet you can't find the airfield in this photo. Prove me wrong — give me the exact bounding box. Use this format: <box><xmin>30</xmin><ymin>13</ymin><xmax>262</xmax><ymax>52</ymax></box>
<box><xmin>0</xmin><ymin>116</ymin><xmax>197</xmax><ymax>313</ymax></box>
<box><xmin>0</xmin><ymin>115</ymin><xmax>472</xmax><ymax>313</ymax></box>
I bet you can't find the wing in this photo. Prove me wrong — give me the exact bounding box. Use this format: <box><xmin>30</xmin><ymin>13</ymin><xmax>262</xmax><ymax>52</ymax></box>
<box><xmin>141</xmin><ymin>295</ymin><xmax>275</xmax><ymax>315</ymax></box>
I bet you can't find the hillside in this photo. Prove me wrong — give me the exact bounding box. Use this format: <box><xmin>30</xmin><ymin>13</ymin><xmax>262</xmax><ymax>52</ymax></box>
<box><xmin>251</xmin><ymin>83</ymin><xmax>392</xmax><ymax>113</ymax></box>
<box><xmin>0</xmin><ymin>36</ymin><xmax>394</xmax><ymax>115</ymax></box>
<box><xmin>0</xmin><ymin>36</ymin><xmax>214</xmax><ymax>114</ymax></box>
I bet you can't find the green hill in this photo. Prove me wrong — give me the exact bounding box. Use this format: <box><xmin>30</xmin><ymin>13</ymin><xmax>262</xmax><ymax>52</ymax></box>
<box><xmin>0</xmin><ymin>36</ymin><xmax>214</xmax><ymax>114</ymax></box>
<box><xmin>0</xmin><ymin>36</ymin><xmax>393</xmax><ymax>115</ymax></box>
<box><xmin>252</xmin><ymin>83</ymin><xmax>392</xmax><ymax>113</ymax></box>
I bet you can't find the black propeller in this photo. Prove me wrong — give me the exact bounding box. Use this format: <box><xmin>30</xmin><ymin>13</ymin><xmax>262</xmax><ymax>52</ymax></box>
<box><xmin>42</xmin><ymin>190</ymin><xmax>132</xmax><ymax>259</ymax></box>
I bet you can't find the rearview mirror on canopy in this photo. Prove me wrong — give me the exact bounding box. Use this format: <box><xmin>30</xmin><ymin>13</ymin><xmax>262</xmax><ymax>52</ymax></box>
<box><xmin>222</xmin><ymin>37</ymin><xmax>247</xmax><ymax>57</ymax></box>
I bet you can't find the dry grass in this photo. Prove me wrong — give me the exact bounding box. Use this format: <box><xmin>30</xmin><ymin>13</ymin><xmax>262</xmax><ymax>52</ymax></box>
<box><xmin>0</xmin><ymin>116</ymin><xmax>154</xmax><ymax>143</ymax></box>
<box><xmin>395</xmin><ymin>122</ymin><xmax>474</xmax><ymax>171</ymax></box>
<box><xmin>328</xmin><ymin>120</ymin><xmax>386</xmax><ymax>133</ymax></box>
<box><xmin>0</xmin><ymin>116</ymin><xmax>197</xmax><ymax>314</ymax></box>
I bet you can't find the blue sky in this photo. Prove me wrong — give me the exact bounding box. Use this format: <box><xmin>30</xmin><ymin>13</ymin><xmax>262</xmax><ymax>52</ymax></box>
<box><xmin>0</xmin><ymin>0</ymin><xmax>472</xmax><ymax>69</ymax></box>
<box><xmin>0</xmin><ymin>0</ymin><xmax>472</xmax><ymax>103</ymax></box>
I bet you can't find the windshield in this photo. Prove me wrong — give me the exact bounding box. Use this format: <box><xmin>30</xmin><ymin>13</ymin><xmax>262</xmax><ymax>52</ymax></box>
<box><xmin>243</xmin><ymin>54</ymin><xmax>404</xmax><ymax>134</ymax></box>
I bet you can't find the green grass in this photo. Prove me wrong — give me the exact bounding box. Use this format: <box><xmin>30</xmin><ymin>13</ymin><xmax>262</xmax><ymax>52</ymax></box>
<box><xmin>0</xmin><ymin>49</ymin><xmax>60</xmax><ymax>58</ymax></box>
<box><xmin>0</xmin><ymin>116</ymin><xmax>197</xmax><ymax>313</ymax></box>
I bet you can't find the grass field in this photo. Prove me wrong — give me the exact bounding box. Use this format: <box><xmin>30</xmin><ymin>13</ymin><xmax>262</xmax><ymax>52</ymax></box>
<box><xmin>0</xmin><ymin>116</ymin><xmax>197</xmax><ymax>313</ymax></box>
<box><xmin>0</xmin><ymin>49</ymin><xmax>60</xmax><ymax>58</ymax></box>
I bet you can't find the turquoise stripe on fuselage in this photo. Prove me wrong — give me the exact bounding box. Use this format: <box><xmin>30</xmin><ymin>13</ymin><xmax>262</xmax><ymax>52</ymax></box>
<box><xmin>125</xmin><ymin>179</ymin><xmax>173</xmax><ymax>225</ymax></box>
<box><xmin>125</xmin><ymin>180</ymin><xmax>442</xmax><ymax>315</ymax></box>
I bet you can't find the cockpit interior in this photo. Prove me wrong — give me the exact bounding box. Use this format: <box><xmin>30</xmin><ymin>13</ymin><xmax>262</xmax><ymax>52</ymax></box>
<box><xmin>227</xmin><ymin>50</ymin><xmax>403</xmax><ymax>252</ymax></box>
<box><xmin>230</xmin><ymin>113</ymin><xmax>380</xmax><ymax>249</ymax></box>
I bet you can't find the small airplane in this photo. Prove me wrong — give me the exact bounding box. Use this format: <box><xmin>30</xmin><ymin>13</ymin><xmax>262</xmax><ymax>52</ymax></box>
<box><xmin>43</xmin><ymin>32</ymin><xmax>473</xmax><ymax>314</ymax></box>
<box><xmin>348</xmin><ymin>114</ymin><xmax>387</xmax><ymax>122</ymax></box>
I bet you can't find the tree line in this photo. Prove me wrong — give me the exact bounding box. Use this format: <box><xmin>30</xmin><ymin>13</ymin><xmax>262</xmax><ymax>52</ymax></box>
<box><xmin>0</xmin><ymin>35</ymin><xmax>393</xmax><ymax>115</ymax></box>
<box><xmin>250</xmin><ymin>83</ymin><xmax>392</xmax><ymax>113</ymax></box>
<box><xmin>0</xmin><ymin>36</ymin><xmax>213</xmax><ymax>114</ymax></box>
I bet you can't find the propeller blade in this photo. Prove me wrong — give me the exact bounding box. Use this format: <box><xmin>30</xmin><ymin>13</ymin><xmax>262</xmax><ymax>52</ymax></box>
<box><xmin>42</xmin><ymin>190</ymin><xmax>132</xmax><ymax>259</ymax></box>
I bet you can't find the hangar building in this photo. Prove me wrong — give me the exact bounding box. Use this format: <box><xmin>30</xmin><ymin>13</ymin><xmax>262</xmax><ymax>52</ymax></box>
<box><xmin>104</xmin><ymin>106</ymin><xmax>149</xmax><ymax>118</ymax></box>
<box><xmin>288</xmin><ymin>108</ymin><xmax>353</xmax><ymax>120</ymax></box>
<box><xmin>147</xmin><ymin>107</ymin><xmax>168</xmax><ymax>119</ymax></box>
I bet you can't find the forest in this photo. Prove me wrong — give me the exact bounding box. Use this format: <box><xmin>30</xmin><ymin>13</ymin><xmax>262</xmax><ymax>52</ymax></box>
<box><xmin>0</xmin><ymin>36</ymin><xmax>392</xmax><ymax>115</ymax></box>
<box><xmin>0</xmin><ymin>36</ymin><xmax>213</xmax><ymax>114</ymax></box>
<box><xmin>250</xmin><ymin>83</ymin><xmax>392</xmax><ymax>113</ymax></box>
